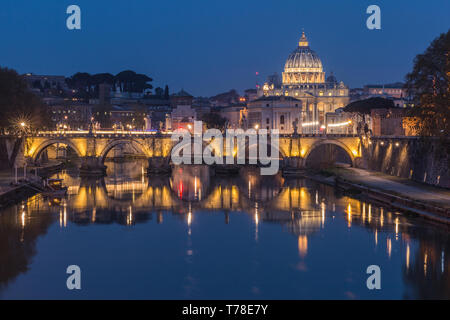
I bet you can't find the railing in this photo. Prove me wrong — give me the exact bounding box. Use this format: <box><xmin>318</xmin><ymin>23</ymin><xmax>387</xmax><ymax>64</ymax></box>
<box><xmin>32</xmin><ymin>130</ymin><xmax>173</xmax><ymax>138</ymax></box>
<box><xmin>27</xmin><ymin>130</ymin><xmax>359</xmax><ymax>138</ymax></box>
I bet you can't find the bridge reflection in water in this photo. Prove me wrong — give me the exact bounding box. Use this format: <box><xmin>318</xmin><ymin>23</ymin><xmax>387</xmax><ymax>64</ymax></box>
<box><xmin>1</xmin><ymin>161</ymin><xmax>449</xmax><ymax>299</ymax></box>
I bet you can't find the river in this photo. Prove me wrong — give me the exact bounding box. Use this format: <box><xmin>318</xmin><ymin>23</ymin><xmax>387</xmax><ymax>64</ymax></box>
<box><xmin>0</xmin><ymin>160</ymin><xmax>448</xmax><ymax>299</ymax></box>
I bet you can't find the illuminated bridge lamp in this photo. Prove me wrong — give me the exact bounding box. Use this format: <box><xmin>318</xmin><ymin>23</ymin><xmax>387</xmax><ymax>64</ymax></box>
<box><xmin>300</xmin><ymin>149</ymin><xmax>306</xmax><ymax>157</ymax></box>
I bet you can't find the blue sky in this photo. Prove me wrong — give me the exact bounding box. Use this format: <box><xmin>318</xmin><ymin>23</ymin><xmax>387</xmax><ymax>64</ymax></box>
<box><xmin>0</xmin><ymin>0</ymin><xmax>448</xmax><ymax>96</ymax></box>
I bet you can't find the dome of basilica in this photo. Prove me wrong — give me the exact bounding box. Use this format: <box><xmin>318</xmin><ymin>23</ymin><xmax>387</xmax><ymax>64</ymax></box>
<box><xmin>282</xmin><ymin>31</ymin><xmax>326</xmax><ymax>85</ymax></box>
<box><xmin>284</xmin><ymin>31</ymin><xmax>323</xmax><ymax>73</ymax></box>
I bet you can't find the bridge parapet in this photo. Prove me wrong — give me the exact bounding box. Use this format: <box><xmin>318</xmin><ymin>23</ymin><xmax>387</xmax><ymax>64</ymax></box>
<box><xmin>22</xmin><ymin>132</ymin><xmax>362</xmax><ymax>175</ymax></box>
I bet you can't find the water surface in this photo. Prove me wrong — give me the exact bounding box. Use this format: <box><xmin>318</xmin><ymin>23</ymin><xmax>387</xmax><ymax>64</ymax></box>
<box><xmin>0</xmin><ymin>161</ymin><xmax>448</xmax><ymax>299</ymax></box>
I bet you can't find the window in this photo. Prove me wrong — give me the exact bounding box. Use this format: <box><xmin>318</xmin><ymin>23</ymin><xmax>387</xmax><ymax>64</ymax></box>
<box><xmin>266</xmin><ymin>118</ymin><xmax>270</xmax><ymax>124</ymax></box>
<box><xmin>280</xmin><ymin>115</ymin><xmax>285</xmax><ymax>125</ymax></box>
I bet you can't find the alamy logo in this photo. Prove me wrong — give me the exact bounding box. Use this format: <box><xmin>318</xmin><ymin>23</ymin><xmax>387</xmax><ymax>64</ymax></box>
<box><xmin>66</xmin><ymin>5</ymin><xmax>81</xmax><ymax>30</ymax></box>
<box><xmin>66</xmin><ymin>265</ymin><xmax>81</xmax><ymax>290</ymax></box>
<box><xmin>366</xmin><ymin>5</ymin><xmax>381</xmax><ymax>30</ymax></box>
<box><xmin>366</xmin><ymin>265</ymin><xmax>381</xmax><ymax>290</ymax></box>
<box><xmin>171</xmin><ymin>121</ymin><xmax>280</xmax><ymax>175</ymax></box>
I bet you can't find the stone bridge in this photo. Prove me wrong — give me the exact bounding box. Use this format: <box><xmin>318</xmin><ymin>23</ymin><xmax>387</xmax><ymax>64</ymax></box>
<box><xmin>23</xmin><ymin>131</ymin><xmax>362</xmax><ymax>175</ymax></box>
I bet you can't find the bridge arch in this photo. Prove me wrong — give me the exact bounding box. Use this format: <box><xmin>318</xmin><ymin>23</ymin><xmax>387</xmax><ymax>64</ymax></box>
<box><xmin>234</xmin><ymin>141</ymin><xmax>287</xmax><ymax>166</ymax></box>
<box><xmin>31</xmin><ymin>138</ymin><xmax>83</xmax><ymax>162</ymax></box>
<box><xmin>99</xmin><ymin>139</ymin><xmax>150</xmax><ymax>163</ymax></box>
<box><xmin>303</xmin><ymin>139</ymin><xmax>356</xmax><ymax>167</ymax></box>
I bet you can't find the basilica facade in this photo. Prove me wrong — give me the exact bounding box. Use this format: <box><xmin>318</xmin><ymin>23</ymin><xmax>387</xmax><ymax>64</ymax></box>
<box><xmin>255</xmin><ymin>31</ymin><xmax>350</xmax><ymax>133</ymax></box>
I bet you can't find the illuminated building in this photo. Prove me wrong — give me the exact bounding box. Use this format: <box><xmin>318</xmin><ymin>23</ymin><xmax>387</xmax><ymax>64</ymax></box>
<box><xmin>256</xmin><ymin>31</ymin><xmax>350</xmax><ymax>133</ymax></box>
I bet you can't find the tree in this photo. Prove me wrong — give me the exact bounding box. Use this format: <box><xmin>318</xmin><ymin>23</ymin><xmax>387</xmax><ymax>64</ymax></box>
<box><xmin>0</xmin><ymin>67</ymin><xmax>51</xmax><ymax>134</ymax></box>
<box><xmin>66</xmin><ymin>72</ymin><xmax>93</xmax><ymax>102</ymax></box>
<box><xmin>115</xmin><ymin>70</ymin><xmax>153</xmax><ymax>93</ymax></box>
<box><xmin>405</xmin><ymin>29</ymin><xmax>450</xmax><ymax>137</ymax></box>
<box><xmin>164</xmin><ymin>85</ymin><xmax>170</xmax><ymax>99</ymax></box>
<box><xmin>343</xmin><ymin>97</ymin><xmax>395</xmax><ymax>115</ymax></box>
<box><xmin>66</xmin><ymin>70</ymin><xmax>154</xmax><ymax>101</ymax></box>
<box><xmin>154</xmin><ymin>87</ymin><xmax>163</xmax><ymax>97</ymax></box>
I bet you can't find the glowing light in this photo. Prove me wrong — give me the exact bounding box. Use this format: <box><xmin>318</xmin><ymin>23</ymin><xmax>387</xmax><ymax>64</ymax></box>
<box><xmin>300</xmin><ymin>149</ymin><xmax>306</xmax><ymax>157</ymax></box>
<box><xmin>254</xmin><ymin>124</ymin><xmax>259</xmax><ymax>130</ymax></box>
<box><xmin>352</xmin><ymin>149</ymin><xmax>358</xmax><ymax>156</ymax></box>
<box><xmin>406</xmin><ymin>244</ymin><xmax>410</xmax><ymax>270</ymax></box>
<box><xmin>424</xmin><ymin>253</ymin><xmax>428</xmax><ymax>276</ymax></box>
<box><xmin>321</xmin><ymin>202</ymin><xmax>325</xmax><ymax>227</ymax></box>
<box><xmin>187</xmin><ymin>211</ymin><xmax>192</xmax><ymax>226</ymax></box>
<box><xmin>395</xmin><ymin>217</ymin><xmax>399</xmax><ymax>238</ymax></box>
<box><xmin>194</xmin><ymin>176</ymin><xmax>198</xmax><ymax>199</ymax></box>
<box><xmin>302</xmin><ymin>121</ymin><xmax>319</xmax><ymax>127</ymax></box>
<box><xmin>298</xmin><ymin>235</ymin><xmax>308</xmax><ymax>258</ymax></box>
<box><xmin>327</xmin><ymin>120</ymin><xmax>351</xmax><ymax>127</ymax></box>
<box><xmin>387</xmin><ymin>238</ymin><xmax>391</xmax><ymax>258</ymax></box>
<box><xmin>347</xmin><ymin>203</ymin><xmax>352</xmax><ymax>228</ymax></box>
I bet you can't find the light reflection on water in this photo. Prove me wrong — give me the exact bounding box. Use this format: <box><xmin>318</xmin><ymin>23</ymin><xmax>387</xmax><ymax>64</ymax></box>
<box><xmin>0</xmin><ymin>160</ymin><xmax>448</xmax><ymax>299</ymax></box>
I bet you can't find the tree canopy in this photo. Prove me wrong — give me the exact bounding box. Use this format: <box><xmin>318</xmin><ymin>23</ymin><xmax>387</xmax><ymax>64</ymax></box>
<box><xmin>405</xmin><ymin>29</ymin><xmax>450</xmax><ymax>137</ymax></box>
<box><xmin>0</xmin><ymin>67</ymin><xmax>51</xmax><ymax>134</ymax></box>
<box><xmin>65</xmin><ymin>70</ymin><xmax>154</xmax><ymax>102</ymax></box>
<box><xmin>343</xmin><ymin>97</ymin><xmax>395</xmax><ymax>115</ymax></box>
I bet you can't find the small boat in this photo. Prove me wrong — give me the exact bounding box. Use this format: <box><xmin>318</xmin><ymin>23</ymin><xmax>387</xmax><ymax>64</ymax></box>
<box><xmin>42</xmin><ymin>179</ymin><xmax>68</xmax><ymax>197</ymax></box>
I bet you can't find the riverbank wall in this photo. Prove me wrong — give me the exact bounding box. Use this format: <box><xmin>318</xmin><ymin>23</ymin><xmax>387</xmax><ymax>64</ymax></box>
<box><xmin>361</xmin><ymin>136</ymin><xmax>450</xmax><ymax>189</ymax></box>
